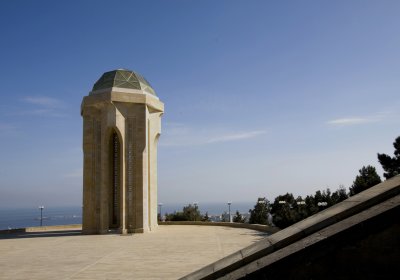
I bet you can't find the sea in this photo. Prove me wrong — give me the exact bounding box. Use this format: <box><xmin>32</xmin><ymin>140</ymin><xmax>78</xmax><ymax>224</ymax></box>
<box><xmin>0</xmin><ymin>202</ymin><xmax>255</xmax><ymax>230</ymax></box>
<box><xmin>0</xmin><ymin>206</ymin><xmax>83</xmax><ymax>230</ymax></box>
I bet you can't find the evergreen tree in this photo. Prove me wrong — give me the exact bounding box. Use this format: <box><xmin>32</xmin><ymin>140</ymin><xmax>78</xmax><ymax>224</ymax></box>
<box><xmin>331</xmin><ymin>185</ymin><xmax>348</xmax><ymax>204</ymax></box>
<box><xmin>165</xmin><ymin>211</ymin><xmax>187</xmax><ymax>221</ymax></box>
<box><xmin>349</xmin><ymin>165</ymin><xmax>381</xmax><ymax>196</ymax></box>
<box><xmin>249</xmin><ymin>197</ymin><xmax>270</xmax><ymax>225</ymax></box>
<box><xmin>293</xmin><ymin>196</ymin><xmax>308</xmax><ymax>220</ymax></box>
<box><xmin>304</xmin><ymin>194</ymin><xmax>318</xmax><ymax>216</ymax></box>
<box><xmin>378</xmin><ymin>136</ymin><xmax>400</xmax><ymax>179</ymax></box>
<box><xmin>221</xmin><ymin>212</ymin><xmax>229</xmax><ymax>222</ymax></box>
<box><xmin>233</xmin><ymin>210</ymin><xmax>246</xmax><ymax>223</ymax></box>
<box><xmin>271</xmin><ymin>193</ymin><xmax>298</xmax><ymax>228</ymax></box>
<box><xmin>182</xmin><ymin>204</ymin><xmax>202</xmax><ymax>221</ymax></box>
<box><xmin>202</xmin><ymin>212</ymin><xmax>210</xmax><ymax>222</ymax></box>
<box><xmin>165</xmin><ymin>204</ymin><xmax>202</xmax><ymax>221</ymax></box>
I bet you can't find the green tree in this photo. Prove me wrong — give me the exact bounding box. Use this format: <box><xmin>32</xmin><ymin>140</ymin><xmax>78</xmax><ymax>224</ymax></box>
<box><xmin>221</xmin><ymin>212</ymin><xmax>229</xmax><ymax>222</ymax></box>
<box><xmin>313</xmin><ymin>190</ymin><xmax>325</xmax><ymax>207</ymax></box>
<box><xmin>165</xmin><ymin>211</ymin><xmax>187</xmax><ymax>221</ymax></box>
<box><xmin>233</xmin><ymin>210</ymin><xmax>246</xmax><ymax>223</ymax></box>
<box><xmin>202</xmin><ymin>212</ymin><xmax>210</xmax><ymax>222</ymax></box>
<box><xmin>304</xmin><ymin>194</ymin><xmax>318</xmax><ymax>216</ymax></box>
<box><xmin>378</xmin><ymin>136</ymin><xmax>400</xmax><ymax>179</ymax></box>
<box><xmin>271</xmin><ymin>193</ymin><xmax>298</xmax><ymax>228</ymax></box>
<box><xmin>331</xmin><ymin>185</ymin><xmax>349</xmax><ymax>204</ymax></box>
<box><xmin>349</xmin><ymin>165</ymin><xmax>382</xmax><ymax>196</ymax></box>
<box><xmin>182</xmin><ymin>204</ymin><xmax>202</xmax><ymax>221</ymax></box>
<box><xmin>249</xmin><ymin>197</ymin><xmax>270</xmax><ymax>225</ymax></box>
<box><xmin>302</xmin><ymin>186</ymin><xmax>348</xmax><ymax>218</ymax></box>
<box><xmin>292</xmin><ymin>196</ymin><xmax>308</xmax><ymax>220</ymax></box>
<box><xmin>164</xmin><ymin>204</ymin><xmax>202</xmax><ymax>221</ymax></box>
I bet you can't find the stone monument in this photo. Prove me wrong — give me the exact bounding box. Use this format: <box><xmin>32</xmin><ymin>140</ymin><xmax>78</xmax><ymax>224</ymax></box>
<box><xmin>81</xmin><ymin>69</ymin><xmax>164</xmax><ymax>234</ymax></box>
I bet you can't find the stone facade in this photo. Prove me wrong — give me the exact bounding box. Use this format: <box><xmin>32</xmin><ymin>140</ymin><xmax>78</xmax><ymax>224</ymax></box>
<box><xmin>81</xmin><ymin>70</ymin><xmax>163</xmax><ymax>234</ymax></box>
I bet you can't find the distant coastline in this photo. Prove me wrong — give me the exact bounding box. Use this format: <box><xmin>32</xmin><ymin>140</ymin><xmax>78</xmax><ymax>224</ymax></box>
<box><xmin>0</xmin><ymin>202</ymin><xmax>254</xmax><ymax>230</ymax></box>
<box><xmin>0</xmin><ymin>206</ymin><xmax>82</xmax><ymax>230</ymax></box>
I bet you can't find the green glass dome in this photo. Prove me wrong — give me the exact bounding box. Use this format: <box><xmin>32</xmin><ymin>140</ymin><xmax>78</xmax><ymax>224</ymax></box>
<box><xmin>92</xmin><ymin>69</ymin><xmax>156</xmax><ymax>96</ymax></box>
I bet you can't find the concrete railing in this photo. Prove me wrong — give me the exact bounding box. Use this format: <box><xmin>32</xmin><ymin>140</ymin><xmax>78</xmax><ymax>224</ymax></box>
<box><xmin>1</xmin><ymin>222</ymin><xmax>277</xmax><ymax>235</ymax></box>
<box><xmin>25</xmin><ymin>224</ymin><xmax>81</xmax><ymax>232</ymax></box>
<box><xmin>159</xmin><ymin>221</ymin><xmax>280</xmax><ymax>234</ymax></box>
<box><xmin>0</xmin><ymin>224</ymin><xmax>81</xmax><ymax>234</ymax></box>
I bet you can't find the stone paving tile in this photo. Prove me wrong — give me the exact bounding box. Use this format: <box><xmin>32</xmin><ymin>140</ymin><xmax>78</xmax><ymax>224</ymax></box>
<box><xmin>0</xmin><ymin>225</ymin><xmax>264</xmax><ymax>280</ymax></box>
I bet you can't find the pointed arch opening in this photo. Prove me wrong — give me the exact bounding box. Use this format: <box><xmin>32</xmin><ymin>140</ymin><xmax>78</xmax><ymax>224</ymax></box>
<box><xmin>109</xmin><ymin>130</ymin><xmax>121</xmax><ymax>229</ymax></box>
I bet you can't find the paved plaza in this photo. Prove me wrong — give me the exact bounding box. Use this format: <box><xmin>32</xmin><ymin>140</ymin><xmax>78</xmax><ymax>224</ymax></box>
<box><xmin>0</xmin><ymin>225</ymin><xmax>266</xmax><ymax>280</ymax></box>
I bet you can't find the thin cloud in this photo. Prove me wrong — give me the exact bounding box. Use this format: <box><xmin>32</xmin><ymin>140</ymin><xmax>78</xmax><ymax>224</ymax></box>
<box><xmin>14</xmin><ymin>109</ymin><xmax>66</xmax><ymax>117</ymax></box>
<box><xmin>160</xmin><ymin>125</ymin><xmax>267</xmax><ymax>147</ymax></box>
<box><xmin>327</xmin><ymin>109</ymin><xmax>400</xmax><ymax>127</ymax></box>
<box><xmin>327</xmin><ymin>112</ymin><xmax>387</xmax><ymax>126</ymax></box>
<box><xmin>327</xmin><ymin>118</ymin><xmax>373</xmax><ymax>126</ymax></box>
<box><xmin>163</xmin><ymin>122</ymin><xmax>189</xmax><ymax>135</ymax></box>
<box><xmin>206</xmin><ymin>130</ymin><xmax>267</xmax><ymax>143</ymax></box>
<box><xmin>22</xmin><ymin>96</ymin><xmax>62</xmax><ymax>108</ymax></box>
<box><xmin>16</xmin><ymin>96</ymin><xmax>65</xmax><ymax>117</ymax></box>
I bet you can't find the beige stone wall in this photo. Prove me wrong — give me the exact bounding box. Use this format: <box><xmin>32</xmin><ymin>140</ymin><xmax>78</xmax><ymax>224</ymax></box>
<box><xmin>81</xmin><ymin>89</ymin><xmax>163</xmax><ymax>234</ymax></box>
<box><xmin>148</xmin><ymin>109</ymin><xmax>163</xmax><ymax>230</ymax></box>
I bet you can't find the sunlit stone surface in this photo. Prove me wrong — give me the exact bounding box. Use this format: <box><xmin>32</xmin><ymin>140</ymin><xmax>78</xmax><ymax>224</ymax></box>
<box><xmin>81</xmin><ymin>69</ymin><xmax>164</xmax><ymax>234</ymax></box>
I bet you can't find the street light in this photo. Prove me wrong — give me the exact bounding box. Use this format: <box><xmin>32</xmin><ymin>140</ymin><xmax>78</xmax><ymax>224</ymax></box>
<box><xmin>227</xmin><ymin>202</ymin><xmax>232</xmax><ymax>223</ymax></box>
<box><xmin>38</xmin><ymin>206</ymin><xmax>44</xmax><ymax>226</ymax></box>
<box><xmin>158</xmin><ymin>203</ymin><xmax>163</xmax><ymax>221</ymax></box>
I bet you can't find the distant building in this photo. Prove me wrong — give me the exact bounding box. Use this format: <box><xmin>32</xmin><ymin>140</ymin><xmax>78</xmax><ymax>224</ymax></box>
<box><xmin>221</xmin><ymin>212</ymin><xmax>231</xmax><ymax>222</ymax></box>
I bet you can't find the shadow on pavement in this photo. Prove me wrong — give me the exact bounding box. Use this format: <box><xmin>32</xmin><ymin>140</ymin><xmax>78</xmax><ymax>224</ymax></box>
<box><xmin>0</xmin><ymin>230</ymin><xmax>83</xmax><ymax>239</ymax></box>
<box><xmin>240</xmin><ymin>231</ymin><xmax>270</xmax><ymax>238</ymax></box>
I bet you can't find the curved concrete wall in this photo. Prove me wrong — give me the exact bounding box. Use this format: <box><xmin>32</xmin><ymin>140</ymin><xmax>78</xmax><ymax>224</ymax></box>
<box><xmin>159</xmin><ymin>221</ymin><xmax>280</xmax><ymax>235</ymax></box>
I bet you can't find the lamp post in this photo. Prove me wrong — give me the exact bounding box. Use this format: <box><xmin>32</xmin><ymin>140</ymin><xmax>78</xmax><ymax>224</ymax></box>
<box><xmin>317</xmin><ymin>201</ymin><xmax>328</xmax><ymax>210</ymax></box>
<box><xmin>227</xmin><ymin>202</ymin><xmax>232</xmax><ymax>223</ymax></box>
<box><xmin>158</xmin><ymin>203</ymin><xmax>163</xmax><ymax>221</ymax></box>
<box><xmin>38</xmin><ymin>206</ymin><xmax>44</xmax><ymax>226</ymax></box>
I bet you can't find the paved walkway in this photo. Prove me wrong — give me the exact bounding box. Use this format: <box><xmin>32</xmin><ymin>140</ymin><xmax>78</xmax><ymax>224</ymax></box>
<box><xmin>0</xmin><ymin>225</ymin><xmax>266</xmax><ymax>280</ymax></box>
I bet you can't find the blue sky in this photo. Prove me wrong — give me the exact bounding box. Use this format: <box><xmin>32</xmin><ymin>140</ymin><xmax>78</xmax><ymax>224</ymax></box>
<box><xmin>0</xmin><ymin>1</ymin><xmax>399</xmax><ymax>208</ymax></box>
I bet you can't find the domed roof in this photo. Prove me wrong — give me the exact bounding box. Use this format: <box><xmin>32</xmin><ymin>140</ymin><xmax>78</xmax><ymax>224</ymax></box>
<box><xmin>91</xmin><ymin>69</ymin><xmax>156</xmax><ymax>96</ymax></box>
